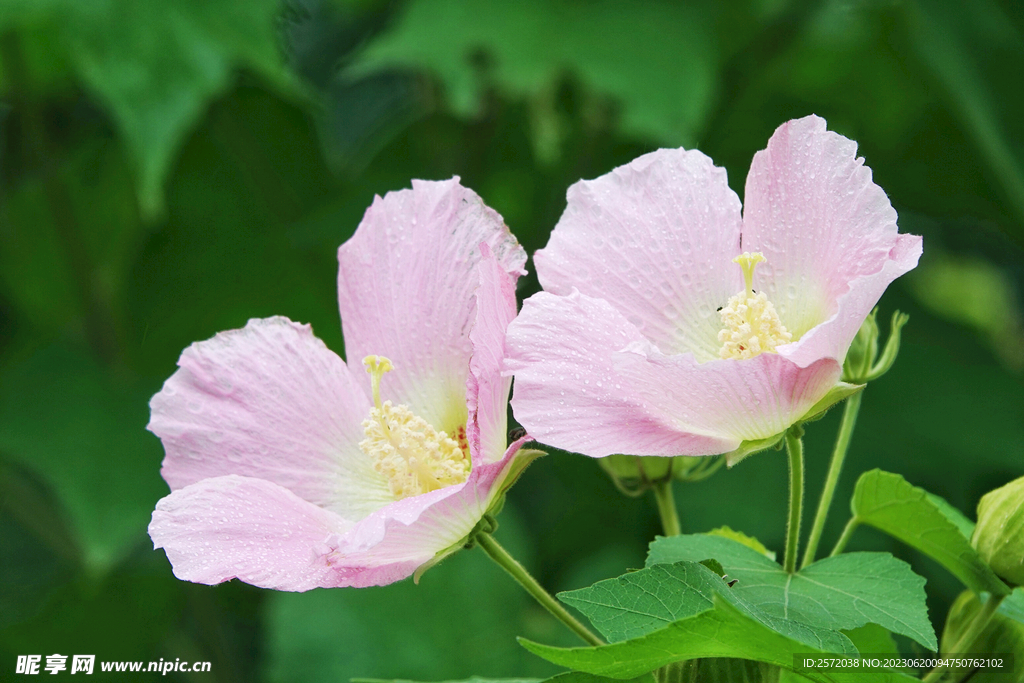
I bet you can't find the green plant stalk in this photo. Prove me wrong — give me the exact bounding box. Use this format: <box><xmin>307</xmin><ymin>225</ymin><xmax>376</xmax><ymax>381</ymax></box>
<box><xmin>801</xmin><ymin>393</ymin><xmax>863</xmax><ymax>568</ymax></box>
<box><xmin>830</xmin><ymin>517</ymin><xmax>859</xmax><ymax>557</ymax></box>
<box><xmin>784</xmin><ymin>429</ymin><xmax>805</xmax><ymax>574</ymax></box>
<box><xmin>653</xmin><ymin>478</ymin><xmax>682</xmax><ymax>537</ymax></box>
<box><xmin>475</xmin><ymin>532</ymin><xmax>604</xmax><ymax>646</ymax></box>
<box><xmin>921</xmin><ymin>593</ymin><xmax>1007</xmax><ymax>683</ymax></box>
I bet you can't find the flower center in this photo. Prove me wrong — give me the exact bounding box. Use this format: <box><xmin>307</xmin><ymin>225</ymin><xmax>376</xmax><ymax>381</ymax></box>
<box><xmin>718</xmin><ymin>252</ymin><xmax>792</xmax><ymax>360</ymax></box>
<box><xmin>358</xmin><ymin>355</ymin><xmax>471</xmax><ymax>500</ymax></box>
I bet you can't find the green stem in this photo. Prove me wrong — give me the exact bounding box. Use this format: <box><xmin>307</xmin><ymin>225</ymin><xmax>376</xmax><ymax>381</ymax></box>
<box><xmin>783</xmin><ymin>429</ymin><xmax>805</xmax><ymax>574</ymax></box>
<box><xmin>476</xmin><ymin>532</ymin><xmax>604</xmax><ymax>646</ymax></box>
<box><xmin>830</xmin><ymin>517</ymin><xmax>859</xmax><ymax>557</ymax></box>
<box><xmin>652</xmin><ymin>479</ymin><xmax>682</xmax><ymax>536</ymax></box>
<box><xmin>921</xmin><ymin>593</ymin><xmax>1006</xmax><ymax>683</ymax></box>
<box><xmin>801</xmin><ymin>393</ymin><xmax>863</xmax><ymax>568</ymax></box>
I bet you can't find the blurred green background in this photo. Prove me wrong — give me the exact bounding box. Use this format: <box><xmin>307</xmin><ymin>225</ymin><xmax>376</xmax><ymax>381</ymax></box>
<box><xmin>1</xmin><ymin>0</ymin><xmax>1023</xmax><ymax>679</ymax></box>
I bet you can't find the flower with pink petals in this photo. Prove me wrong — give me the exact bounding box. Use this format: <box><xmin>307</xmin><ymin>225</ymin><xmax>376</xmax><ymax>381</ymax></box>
<box><xmin>147</xmin><ymin>178</ymin><xmax>531</xmax><ymax>591</ymax></box>
<box><xmin>505</xmin><ymin>115</ymin><xmax>922</xmax><ymax>464</ymax></box>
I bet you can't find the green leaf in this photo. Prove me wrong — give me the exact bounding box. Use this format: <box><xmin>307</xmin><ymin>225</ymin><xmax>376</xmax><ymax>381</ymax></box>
<box><xmin>842</xmin><ymin>624</ymin><xmax>900</xmax><ymax>658</ymax></box>
<box><xmin>520</xmin><ymin>596</ymin><xmax>918</xmax><ymax>682</ymax></box>
<box><xmin>849</xmin><ymin>469</ymin><xmax>1010</xmax><ymax>597</ymax></box>
<box><xmin>351</xmin><ymin>0</ymin><xmax>716</xmax><ymax>148</ymax></box>
<box><xmin>708</xmin><ymin>526</ymin><xmax>776</xmax><ymax>561</ymax></box>
<box><xmin>906</xmin><ymin>0</ymin><xmax>1024</xmax><ymax>236</ymax></box>
<box><xmin>0</xmin><ymin>343</ymin><xmax>166</xmax><ymax>572</ymax></box>
<box><xmin>3</xmin><ymin>0</ymin><xmax>298</xmax><ymax>217</ymax></box>
<box><xmin>558</xmin><ymin>561</ymin><xmax>853</xmax><ymax>654</ymax></box>
<box><xmin>939</xmin><ymin>589</ymin><xmax>1024</xmax><ymax>683</ymax></box>
<box><xmin>647</xmin><ymin>534</ymin><xmax>936</xmax><ymax>650</ymax></box>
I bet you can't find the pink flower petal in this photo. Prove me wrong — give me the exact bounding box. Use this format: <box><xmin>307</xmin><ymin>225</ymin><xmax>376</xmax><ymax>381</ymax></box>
<box><xmin>506</xmin><ymin>291</ymin><xmax>737</xmax><ymax>457</ymax></box>
<box><xmin>535</xmin><ymin>148</ymin><xmax>743</xmax><ymax>361</ymax></box>
<box><xmin>779</xmin><ymin>233</ymin><xmax>923</xmax><ymax>368</ymax></box>
<box><xmin>616</xmin><ymin>342</ymin><xmax>843</xmax><ymax>445</ymax></box>
<box><xmin>742</xmin><ymin>115</ymin><xmax>902</xmax><ymax>339</ymax></box>
<box><xmin>149</xmin><ymin>317</ymin><xmax>392</xmax><ymax>521</ymax></box>
<box><xmin>329</xmin><ymin>435</ymin><xmax>533</xmax><ymax>587</ymax></box>
<box><xmin>337</xmin><ymin>178</ymin><xmax>526</xmax><ymax>437</ymax></box>
<box><xmin>149</xmin><ymin>475</ymin><xmax>355</xmax><ymax>592</ymax></box>
<box><xmin>467</xmin><ymin>243</ymin><xmax>521</xmax><ymax>465</ymax></box>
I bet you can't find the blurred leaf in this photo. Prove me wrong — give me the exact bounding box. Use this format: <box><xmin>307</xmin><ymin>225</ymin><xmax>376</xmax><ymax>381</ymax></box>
<box><xmin>906</xmin><ymin>0</ymin><xmax>1024</xmax><ymax>238</ymax></box>
<box><xmin>908</xmin><ymin>252</ymin><xmax>1024</xmax><ymax>371</ymax></box>
<box><xmin>265</xmin><ymin>516</ymin><xmax>562</xmax><ymax>682</ymax></box>
<box><xmin>0</xmin><ymin>560</ymin><xmax>183</xmax><ymax>666</ymax></box>
<box><xmin>351</xmin><ymin>0</ymin><xmax>717</xmax><ymax>148</ymax></box>
<box><xmin>0</xmin><ymin>137</ymin><xmax>142</xmax><ymax>335</ymax></box>
<box><xmin>940</xmin><ymin>589</ymin><xmax>1024</xmax><ymax>683</ymax></box>
<box><xmin>848</xmin><ymin>469</ymin><xmax>1010</xmax><ymax>597</ymax></box>
<box><xmin>520</xmin><ymin>596</ymin><xmax>918</xmax><ymax>682</ymax></box>
<box><xmin>2</xmin><ymin>0</ymin><xmax>298</xmax><ymax>216</ymax></box>
<box><xmin>559</xmin><ymin>560</ymin><xmax>854</xmax><ymax>653</ymax></box>
<box><xmin>647</xmin><ymin>534</ymin><xmax>935</xmax><ymax>650</ymax></box>
<box><xmin>0</xmin><ymin>343</ymin><xmax>165</xmax><ymax>572</ymax></box>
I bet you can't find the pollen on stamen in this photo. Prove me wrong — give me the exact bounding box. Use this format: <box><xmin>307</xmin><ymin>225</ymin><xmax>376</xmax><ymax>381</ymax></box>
<box><xmin>359</xmin><ymin>355</ymin><xmax>471</xmax><ymax>499</ymax></box>
<box><xmin>718</xmin><ymin>252</ymin><xmax>792</xmax><ymax>360</ymax></box>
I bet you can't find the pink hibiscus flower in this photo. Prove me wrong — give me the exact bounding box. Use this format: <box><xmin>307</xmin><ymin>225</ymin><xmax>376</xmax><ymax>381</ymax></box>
<box><xmin>148</xmin><ymin>178</ymin><xmax>530</xmax><ymax>591</ymax></box>
<box><xmin>505</xmin><ymin>116</ymin><xmax>922</xmax><ymax>463</ymax></box>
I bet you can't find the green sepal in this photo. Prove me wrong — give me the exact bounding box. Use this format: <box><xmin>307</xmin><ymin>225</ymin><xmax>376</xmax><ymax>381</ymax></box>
<box><xmin>412</xmin><ymin>448</ymin><xmax>544</xmax><ymax>584</ymax></box>
<box><xmin>799</xmin><ymin>382</ymin><xmax>864</xmax><ymax>424</ymax></box>
<box><xmin>723</xmin><ymin>433</ymin><xmax>785</xmax><ymax>468</ymax></box>
<box><xmin>598</xmin><ymin>454</ymin><xmax>673</xmax><ymax>496</ymax></box>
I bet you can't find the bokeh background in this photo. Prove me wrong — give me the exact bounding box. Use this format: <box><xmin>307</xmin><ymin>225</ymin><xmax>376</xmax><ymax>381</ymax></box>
<box><xmin>2</xmin><ymin>0</ymin><xmax>1023</xmax><ymax>680</ymax></box>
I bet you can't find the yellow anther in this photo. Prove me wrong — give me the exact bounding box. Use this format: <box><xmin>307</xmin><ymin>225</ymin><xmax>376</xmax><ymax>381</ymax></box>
<box><xmin>718</xmin><ymin>253</ymin><xmax>792</xmax><ymax>360</ymax></box>
<box><xmin>359</xmin><ymin>354</ymin><xmax>470</xmax><ymax>499</ymax></box>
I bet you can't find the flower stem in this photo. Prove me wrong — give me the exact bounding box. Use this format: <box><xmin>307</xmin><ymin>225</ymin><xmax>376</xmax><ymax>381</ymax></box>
<box><xmin>801</xmin><ymin>393</ymin><xmax>862</xmax><ymax>568</ymax></box>
<box><xmin>921</xmin><ymin>593</ymin><xmax>1006</xmax><ymax>683</ymax></box>
<box><xmin>783</xmin><ymin>428</ymin><xmax>805</xmax><ymax>574</ymax></box>
<box><xmin>652</xmin><ymin>479</ymin><xmax>682</xmax><ymax>537</ymax></box>
<box><xmin>476</xmin><ymin>532</ymin><xmax>604</xmax><ymax>646</ymax></box>
<box><xmin>830</xmin><ymin>517</ymin><xmax>859</xmax><ymax>557</ymax></box>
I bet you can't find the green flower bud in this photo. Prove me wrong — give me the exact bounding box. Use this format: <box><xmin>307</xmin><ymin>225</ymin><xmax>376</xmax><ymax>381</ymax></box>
<box><xmin>844</xmin><ymin>308</ymin><xmax>879</xmax><ymax>381</ymax></box>
<box><xmin>842</xmin><ymin>309</ymin><xmax>909</xmax><ymax>383</ymax></box>
<box><xmin>599</xmin><ymin>455</ymin><xmax>720</xmax><ymax>496</ymax></box>
<box><xmin>972</xmin><ymin>476</ymin><xmax>1024</xmax><ymax>586</ymax></box>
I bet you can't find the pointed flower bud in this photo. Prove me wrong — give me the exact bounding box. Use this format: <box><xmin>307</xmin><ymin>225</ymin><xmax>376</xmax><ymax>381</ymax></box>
<box><xmin>842</xmin><ymin>309</ymin><xmax>909</xmax><ymax>383</ymax></box>
<box><xmin>972</xmin><ymin>476</ymin><xmax>1024</xmax><ymax>586</ymax></box>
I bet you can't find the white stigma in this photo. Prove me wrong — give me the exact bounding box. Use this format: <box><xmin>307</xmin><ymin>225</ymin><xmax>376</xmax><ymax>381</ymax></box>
<box><xmin>358</xmin><ymin>355</ymin><xmax>470</xmax><ymax>499</ymax></box>
<box><xmin>718</xmin><ymin>252</ymin><xmax>792</xmax><ymax>360</ymax></box>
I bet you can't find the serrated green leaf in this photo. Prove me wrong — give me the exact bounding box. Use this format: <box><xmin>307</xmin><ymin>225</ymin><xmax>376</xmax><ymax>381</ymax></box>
<box><xmin>647</xmin><ymin>534</ymin><xmax>936</xmax><ymax>650</ymax></box>
<box><xmin>708</xmin><ymin>526</ymin><xmax>776</xmax><ymax>561</ymax></box>
<box><xmin>850</xmin><ymin>469</ymin><xmax>1010</xmax><ymax>597</ymax></box>
<box><xmin>351</xmin><ymin>0</ymin><xmax>716</xmax><ymax>148</ymax></box>
<box><xmin>558</xmin><ymin>561</ymin><xmax>853</xmax><ymax>654</ymax></box>
<box><xmin>520</xmin><ymin>596</ymin><xmax>918</xmax><ymax>682</ymax></box>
